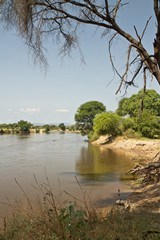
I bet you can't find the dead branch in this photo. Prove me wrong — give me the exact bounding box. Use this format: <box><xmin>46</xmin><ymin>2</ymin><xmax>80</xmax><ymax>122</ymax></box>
<box><xmin>0</xmin><ymin>0</ymin><xmax>160</xmax><ymax>89</ymax></box>
<box><xmin>126</xmin><ymin>152</ymin><xmax>160</xmax><ymax>185</ymax></box>
<box><xmin>113</xmin><ymin>0</ymin><xmax>121</xmax><ymax>19</ymax></box>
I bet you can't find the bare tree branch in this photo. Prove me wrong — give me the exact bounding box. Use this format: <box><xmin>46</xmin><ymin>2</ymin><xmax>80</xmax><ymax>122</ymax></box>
<box><xmin>0</xmin><ymin>0</ymin><xmax>160</xmax><ymax>91</ymax></box>
<box><xmin>113</xmin><ymin>0</ymin><xmax>121</xmax><ymax>19</ymax></box>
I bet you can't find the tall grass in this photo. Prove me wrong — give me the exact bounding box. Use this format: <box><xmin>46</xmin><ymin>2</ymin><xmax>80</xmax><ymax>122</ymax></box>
<box><xmin>0</xmin><ymin>175</ymin><xmax>160</xmax><ymax>240</ymax></box>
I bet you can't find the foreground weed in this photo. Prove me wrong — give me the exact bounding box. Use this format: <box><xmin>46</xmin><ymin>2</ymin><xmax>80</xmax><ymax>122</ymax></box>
<box><xmin>1</xmin><ymin>206</ymin><xmax>160</xmax><ymax>240</ymax></box>
<box><xmin>0</xmin><ymin>174</ymin><xmax>160</xmax><ymax>240</ymax></box>
<box><xmin>58</xmin><ymin>204</ymin><xmax>90</xmax><ymax>239</ymax></box>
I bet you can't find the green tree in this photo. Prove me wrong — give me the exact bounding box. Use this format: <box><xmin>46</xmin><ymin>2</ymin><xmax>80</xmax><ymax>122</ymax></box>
<box><xmin>93</xmin><ymin>112</ymin><xmax>121</xmax><ymax>137</ymax></box>
<box><xmin>121</xmin><ymin>117</ymin><xmax>135</xmax><ymax>132</ymax></box>
<box><xmin>59</xmin><ymin>123</ymin><xmax>66</xmax><ymax>131</ymax></box>
<box><xmin>17</xmin><ymin>120</ymin><xmax>33</xmax><ymax>134</ymax></box>
<box><xmin>1</xmin><ymin>1</ymin><xmax>160</xmax><ymax>90</ymax></box>
<box><xmin>134</xmin><ymin>110</ymin><xmax>160</xmax><ymax>138</ymax></box>
<box><xmin>75</xmin><ymin>101</ymin><xmax>106</xmax><ymax>135</ymax></box>
<box><xmin>67</xmin><ymin>124</ymin><xmax>76</xmax><ymax>131</ymax></box>
<box><xmin>116</xmin><ymin>89</ymin><xmax>160</xmax><ymax>117</ymax></box>
<box><xmin>44</xmin><ymin>125</ymin><xmax>51</xmax><ymax>133</ymax></box>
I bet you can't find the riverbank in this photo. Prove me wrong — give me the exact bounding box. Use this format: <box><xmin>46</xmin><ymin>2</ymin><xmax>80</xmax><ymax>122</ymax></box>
<box><xmin>0</xmin><ymin>135</ymin><xmax>159</xmax><ymax>238</ymax></box>
<box><xmin>93</xmin><ymin>136</ymin><xmax>160</xmax><ymax>162</ymax></box>
<box><xmin>93</xmin><ymin>136</ymin><xmax>160</xmax><ymax>213</ymax></box>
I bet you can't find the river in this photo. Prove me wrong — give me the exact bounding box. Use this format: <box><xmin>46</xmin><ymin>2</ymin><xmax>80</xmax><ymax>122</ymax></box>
<box><xmin>0</xmin><ymin>132</ymin><xmax>134</xmax><ymax>217</ymax></box>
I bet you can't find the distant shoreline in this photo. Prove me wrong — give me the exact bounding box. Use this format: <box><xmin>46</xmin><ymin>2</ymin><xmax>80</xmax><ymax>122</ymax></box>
<box><xmin>0</xmin><ymin>129</ymin><xmax>81</xmax><ymax>134</ymax></box>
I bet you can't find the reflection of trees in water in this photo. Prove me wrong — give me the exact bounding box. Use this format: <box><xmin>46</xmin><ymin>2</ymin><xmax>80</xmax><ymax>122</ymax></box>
<box><xmin>76</xmin><ymin>144</ymin><xmax>134</xmax><ymax>181</ymax></box>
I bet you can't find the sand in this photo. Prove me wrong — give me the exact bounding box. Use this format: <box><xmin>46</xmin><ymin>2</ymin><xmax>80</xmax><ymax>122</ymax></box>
<box><xmin>93</xmin><ymin>136</ymin><xmax>160</xmax><ymax>213</ymax></box>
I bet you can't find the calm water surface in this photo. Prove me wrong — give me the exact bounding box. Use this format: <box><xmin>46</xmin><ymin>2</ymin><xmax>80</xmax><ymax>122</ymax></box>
<box><xmin>0</xmin><ymin>133</ymin><xmax>134</xmax><ymax>214</ymax></box>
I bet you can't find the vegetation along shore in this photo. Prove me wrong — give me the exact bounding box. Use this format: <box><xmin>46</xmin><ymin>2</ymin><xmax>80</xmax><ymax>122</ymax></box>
<box><xmin>0</xmin><ymin>0</ymin><xmax>160</xmax><ymax>238</ymax></box>
<box><xmin>0</xmin><ymin>89</ymin><xmax>159</xmax><ymax>239</ymax></box>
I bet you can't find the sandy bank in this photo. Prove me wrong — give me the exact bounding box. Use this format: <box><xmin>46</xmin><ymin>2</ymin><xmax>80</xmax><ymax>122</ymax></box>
<box><xmin>93</xmin><ymin>136</ymin><xmax>160</xmax><ymax>163</ymax></box>
<box><xmin>93</xmin><ymin>136</ymin><xmax>160</xmax><ymax>213</ymax></box>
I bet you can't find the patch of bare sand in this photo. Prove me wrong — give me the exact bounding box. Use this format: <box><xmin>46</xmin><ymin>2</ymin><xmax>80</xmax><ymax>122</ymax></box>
<box><xmin>126</xmin><ymin>182</ymin><xmax>160</xmax><ymax>213</ymax></box>
<box><xmin>93</xmin><ymin>136</ymin><xmax>160</xmax><ymax>213</ymax></box>
<box><xmin>93</xmin><ymin>136</ymin><xmax>160</xmax><ymax>162</ymax></box>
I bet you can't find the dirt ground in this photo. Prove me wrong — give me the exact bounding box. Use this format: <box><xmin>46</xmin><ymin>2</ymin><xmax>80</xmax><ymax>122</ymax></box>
<box><xmin>93</xmin><ymin>136</ymin><xmax>160</xmax><ymax>213</ymax></box>
<box><xmin>93</xmin><ymin>136</ymin><xmax>160</xmax><ymax>162</ymax></box>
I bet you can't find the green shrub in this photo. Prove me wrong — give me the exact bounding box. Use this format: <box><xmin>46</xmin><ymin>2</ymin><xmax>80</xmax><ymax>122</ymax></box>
<box><xmin>75</xmin><ymin>101</ymin><xmax>106</xmax><ymax>136</ymax></box>
<box><xmin>93</xmin><ymin>112</ymin><xmax>122</xmax><ymax>136</ymax></box>
<box><xmin>122</xmin><ymin>117</ymin><xmax>135</xmax><ymax>131</ymax></box>
<box><xmin>88</xmin><ymin>131</ymin><xmax>100</xmax><ymax>142</ymax></box>
<box><xmin>44</xmin><ymin>125</ymin><xmax>51</xmax><ymax>133</ymax></box>
<box><xmin>123</xmin><ymin>128</ymin><xmax>142</xmax><ymax>138</ymax></box>
<box><xmin>59</xmin><ymin>123</ymin><xmax>66</xmax><ymax>131</ymax></box>
<box><xmin>134</xmin><ymin>111</ymin><xmax>160</xmax><ymax>138</ymax></box>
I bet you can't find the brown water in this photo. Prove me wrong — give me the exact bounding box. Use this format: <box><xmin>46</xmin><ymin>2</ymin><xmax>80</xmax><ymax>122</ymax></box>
<box><xmin>0</xmin><ymin>133</ymin><xmax>134</xmax><ymax>217</ymax></box>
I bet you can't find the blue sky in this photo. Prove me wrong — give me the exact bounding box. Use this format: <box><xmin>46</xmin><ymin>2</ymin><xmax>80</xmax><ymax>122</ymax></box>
<box><xmin>0</xmin><ymin>1</ymin><xmax>159</xmax><ymax>124</ymax></box>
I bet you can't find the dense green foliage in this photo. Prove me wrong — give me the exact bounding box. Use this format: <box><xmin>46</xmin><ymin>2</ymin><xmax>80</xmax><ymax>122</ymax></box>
<box><xmin>134</xmin><ymin>111</ymin><xmax>160</xmax><ymax>138</ymax></box>
<box><xmin>17</xmin><ymin>120</ymin><xmax>33</xmax><ymax>134</ymax></box>
<box><xmin>75</xmin><ymin>101</ymin><xmax>106</xmax><ymax>135</ymax></box>
<box><xmin>0</xmin><ymin>89</ymin><xmax>159</xmax><ymax>139</ymax></box>
<box><xmin>114</xmin><ymin>90</ymin><xmax>160</xmax><ymax>139</ymax></box>
<box><xmin>0</xmin><ymin>122</ymin><xmax>67</xmax><ymax>134</ymax></box>
<box><xmin>0</xmin><ymin>120</ymin><xmax>33</xmax><ymax>134</ymax></box>
<box><xmin>121</xmin><ymin>117</ymin><xmax>135</xmax><ymax>132</ymax></box>
<box><xmin>87</xmin><ymin>89</ymin><xmax>160</xmax><ymax>140</ymax></box>
<box><xmin>43</xmin><ymin>124</ymin><xmax>51</xmax><ymax>133</ymax></box>
<box><xmin>116</xmin><ymin>89</ymin><xmax>160</xmax><ymax>117</ymax></box>
<box><xmin>93</xmin><ymin>112</ymin><xmax>121</xmax><ymax>136</ymax></box>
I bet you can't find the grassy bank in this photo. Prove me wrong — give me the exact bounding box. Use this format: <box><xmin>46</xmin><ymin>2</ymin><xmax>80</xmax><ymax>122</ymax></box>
<box><xmin>0</xmin><ymin>177</ymin><xmax>160</xmax><ymax>240</ymax></box>
<box><xmin>0</xmin><ymin>202</ymin><xmax>160</xmax><ymax>240</ymax></box>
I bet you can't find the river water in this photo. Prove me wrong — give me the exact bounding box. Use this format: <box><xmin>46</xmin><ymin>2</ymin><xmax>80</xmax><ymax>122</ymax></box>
<box><xmin>0</xmin><ymin>132</ymin><xmax>134</xmax><ymax>216</ymax></box>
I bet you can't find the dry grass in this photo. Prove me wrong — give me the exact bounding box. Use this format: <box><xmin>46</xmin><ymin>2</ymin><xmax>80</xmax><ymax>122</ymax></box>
<box><xmin>0</xmin><ymin>175</ymin><xmax>160</xmax><ymax>240</ymax></box>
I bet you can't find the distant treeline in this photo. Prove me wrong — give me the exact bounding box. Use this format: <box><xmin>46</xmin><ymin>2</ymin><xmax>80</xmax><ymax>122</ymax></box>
<box><xmin>0</xmin><ymin>120</ymin><xmax>77</xmax><ymax>134</ymax></box>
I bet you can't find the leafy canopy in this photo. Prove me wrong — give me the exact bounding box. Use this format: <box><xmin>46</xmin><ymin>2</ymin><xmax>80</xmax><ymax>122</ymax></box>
<box><xmin>59</xmin><ymin>123</ymin><xmax>66</xmax><ymax>131</ymax></box>
<box><xmin>134</xmin><ymin>110</ymin><xmax>160</xmax><ymax>138</ymax></box>
<box><xmin>93</xmin><ymin>112</ymin><xmax>121</xmax><ymax>136</ymax></box>
<box><xmin>17</xmin><ymin>120</ymin><xmax>33</xmax><ymax>133</ymax></box>
<box><xmin>116</xmin><ymin>89</ymin><xmax>160</xmax><ymax>117</ymax></box>
<box><xmin>75</xmin><ymin>101</ymin><xmax>106</xmax><ymax>135</ymax></box>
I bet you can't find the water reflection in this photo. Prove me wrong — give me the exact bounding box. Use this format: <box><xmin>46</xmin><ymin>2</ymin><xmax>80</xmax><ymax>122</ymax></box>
<box><xmin>0</xmin><ymin>133</ymin><xmax>134</xmax><ymax>214</ymax></box>
<box><xmin>76</xmin><ymin>144</ymin><xmax>134</xmax><ymax>182</ymax></box>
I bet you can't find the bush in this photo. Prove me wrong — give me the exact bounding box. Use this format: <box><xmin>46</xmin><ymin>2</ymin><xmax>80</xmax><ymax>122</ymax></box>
<box><xmin>93</xmin><ymin>112</ymin><xmax>122</xmax><ymax>136</ymax></box>
<box><xmin>44</xmin><ymin>125</ymin><xmax>51</xmax><ymax>133</ymax></box>
<box><xmin>121</xmin><ymin>117</ymin><xmax>135</xmax><ymax>132</ymax></box>
<box><xmin>59</xmin><ymin>123</ymin><xmax>66</xmax><ymax>131</ymax></box>
<box><xmin>88</xmin><ymin>131</ymin><xmax>100</xmax><ymax>142</ymax></box>
<box><xmin>124</xmin><ymin>128</ymin><xmax>142</xmax><ymax>139</ymax></box>
<box><xmin>75</xmin><ymin>101</ymin><xmax>106</xmax><ymax>136</ymax></box>
<box><xmin>134</xmin><ymin>111</ymin><xmax>160</xmax><ymax>138</ymax></box>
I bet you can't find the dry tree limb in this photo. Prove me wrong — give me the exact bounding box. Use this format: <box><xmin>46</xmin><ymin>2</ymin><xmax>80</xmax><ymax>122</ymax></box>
<box><xmin>126</xmin><ymin>153</ymin><xmax>160</xmax><ymax>185</ymax></box>
<box><xmin>1</xmin><ymin>0</ymin><xmax>160</xmax><ymax>89</ymax></box>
